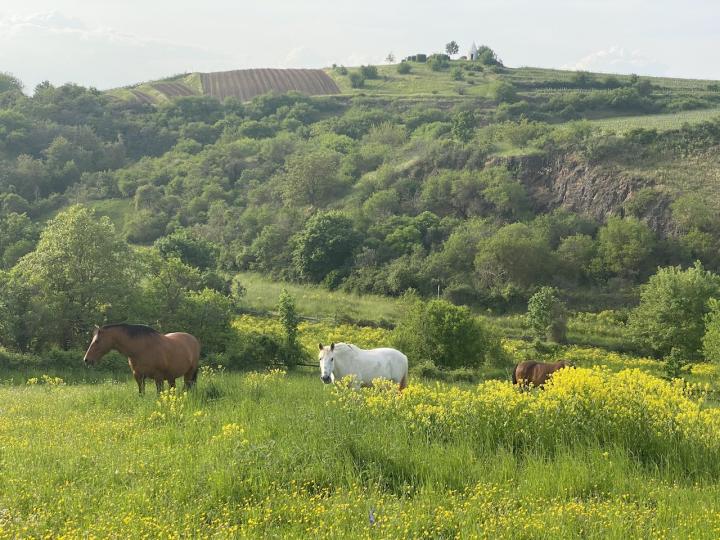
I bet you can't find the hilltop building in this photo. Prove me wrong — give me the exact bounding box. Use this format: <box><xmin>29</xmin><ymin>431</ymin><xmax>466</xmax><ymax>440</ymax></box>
<box><xmin>469</xmin><ymin>42</ymin><xmax>478</xmax><ymax>61</ymax></box>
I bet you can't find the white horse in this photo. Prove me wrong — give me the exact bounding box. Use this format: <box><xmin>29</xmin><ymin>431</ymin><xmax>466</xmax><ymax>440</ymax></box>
<box><xmin>318</xmin><ymin>342</ymin><xmax>408</xmax><ymax>390</ymax></box>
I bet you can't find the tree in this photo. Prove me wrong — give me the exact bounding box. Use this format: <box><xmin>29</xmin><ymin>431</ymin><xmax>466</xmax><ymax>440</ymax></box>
<box><xmin>348</xmin><ymin>72</ymin><xmax>365</xmax><ymax>88</ymax></box>
<box><xmin>628</xmin><ymin>262</ymin><xmax>720</xmax><ymax>361</ymax></box>
<box><xmin>527</xmin><ymin>287</ymin><xmax>567</xmax><ymax>343</ymax></box>
<box><xmin>445</xmin><ymin>41</ymin><xmax>460</xmax><ymax>57</ymax></box>
<box><xmin>474</xmin><ymin>223</ymin><xmax>555</xmax><ymax>298</ymax></box>
<box><xmin>392</xmin><ymin>298</ymin><xmax>495</xmax><ymax>369</ymax></box>
<box><xmin>292</xmin><ymin>211</ymin><xmax>360</xmax><ymax>283</ymax></box>
<box><xmin>595</xmin><ymin>216</ymin><xmax>655</xmax><ymax>278</ymax></box>
<box><xmin>385</xmin><ymin>52</ymin><xmax>396</xmax><ymax>64</ymax></box>
<box><xmin>476</xmin><ymin>45</ymin><xmax>501</xmax><ymax>66</ymax></box>
<box><xmin>155</xmin><ymin>229</ymin><xmax>218</xmax><ymax>270</ymax></box>
<box><xmin>703</xmin><ymin>299</ymin><xmax>720</xmax><ymax>363</ymax></box>
<box><xmin>277</xmin><ymin>288</ymin><xmax>303</xmax><ymax>366</ymax></box>
<box><xmin>13</xmin><ymin>205</ymin><xmax>134</xmax><ymax>347</ymax></box>
<box><xmin>451</xmin><ymin>111</ymin><xmax>475</xmax><ymax>142</ymax></box>
<box><xmin>282</xmin><ymin>148</ymin><xmax>346</xmax><ymax>207</ymax></box>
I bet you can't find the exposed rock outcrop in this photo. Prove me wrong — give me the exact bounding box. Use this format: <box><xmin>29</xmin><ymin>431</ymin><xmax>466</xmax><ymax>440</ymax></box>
<box><xmin>490</xmin><ymin>153</ymin><xmax>674</xmax><ymax>235</ymax></box>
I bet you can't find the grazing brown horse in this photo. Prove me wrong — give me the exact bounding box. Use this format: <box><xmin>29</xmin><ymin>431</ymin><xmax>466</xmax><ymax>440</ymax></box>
<box><xmin>512</xmin><ymin>360</ymin><xmax>573</xmax><ymax>389</ymax></box>
<box><xmin>83</xmin><ymin>324</ymin><xmax>200</xmax><ymax>395</ymax></box>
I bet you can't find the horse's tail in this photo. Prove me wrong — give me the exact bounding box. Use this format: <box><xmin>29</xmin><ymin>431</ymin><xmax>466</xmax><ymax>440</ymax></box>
<box><xmin>399</xmin><ymin>372</ymin><xmax>408</xmax><ymax>391</ymax></box>
<box><xmin>512</xmin><ymin>363</ymin><xmax>518</xmax><ymax>385</ymax></box>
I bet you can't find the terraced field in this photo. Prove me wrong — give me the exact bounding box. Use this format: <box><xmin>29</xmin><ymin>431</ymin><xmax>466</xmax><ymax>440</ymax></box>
<box><xmin>590</xmin><ymin>107</ymin><xmax>720</xmax><ymax>132</ymax></box>
<box><xmin>200</xmin><ymin>68</ymin><xmax>340</xmax><ymax>101</ymax></box>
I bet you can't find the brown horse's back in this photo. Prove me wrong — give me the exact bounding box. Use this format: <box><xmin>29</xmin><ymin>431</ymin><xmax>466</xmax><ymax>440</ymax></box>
<box><xmin>130</xmin><ymin>332</ymin><xmax>200</xmax><ymax>381</ymax></box>
<box><xmin>513</xmin><ymin>360</ymin><xmax>569</xmax><ymax>388</ymax></box>
<box><xmin>163</xmin><ymin>332</ymin><xmax>200</xmax><ymax>375</ymax></box>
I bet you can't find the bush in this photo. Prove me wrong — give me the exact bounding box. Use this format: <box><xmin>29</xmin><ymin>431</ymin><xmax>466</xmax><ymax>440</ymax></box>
<box><xmin>428</xmin><ymin>55</ymin><xmax>450</xmax><ymax>71</ymax></box>
<box><xmin>396</xmin><ymin>62</ymin><xmax>411</xmax><ymax>74</ymax></box>
<box><xmin>348</xmin><ymin>72</ymin><xmax>365</xmax><ymax>89</ymax></box>
<box><xmin>703</xmin><ymin>298</ymin><xmax>720</xmax><ymax>363</ymax></box>
<box><xmin>451</xmin><ymin>67</ymin><xmax>464</xmax><ymax>81</ymax></box>
<box><xmin>392</xmin><ymin>298</ymin><xmax>496</xmax><ymax>369</ymax></box>
<box><xmin>155</xmin><ymin>229</ymin><xmax>218</xmax><ymax>270</ymax></box>
<box><xmin>628</xmin><ymin>262</ymin><xmax>720</xmax><ymax>360</ymax></box>
<box><xmin>527</xmin><ymin>287</ymin><xmax>568</xmax><ymax>343</ymax></box>
<box><xmin>359</xmin><ymin>65</ymin><xmax>379</xmax><ymax>79</ymax></box>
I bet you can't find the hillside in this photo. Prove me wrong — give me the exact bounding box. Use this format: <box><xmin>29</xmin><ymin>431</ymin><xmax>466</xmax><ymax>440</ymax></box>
<box><xmin>108</xmin><ymin>68</ymin><xmax>340</xmax><ymax>104</ymax></box>
<box><xmin>2</xmin><ymin>52</ymin><xmax>720</xmax><ymax>332</ymax></box>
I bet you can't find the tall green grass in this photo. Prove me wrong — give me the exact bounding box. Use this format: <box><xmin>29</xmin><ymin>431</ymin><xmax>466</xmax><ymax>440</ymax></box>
<box><xmin>237</xmin><ymin>272</ymin><xmax>401</xmax><ymax>323</ymax></box>
<box><xmin>1</xmin><ymin>371</ymin><xmax>719</xmax><ymax>538</ymax></box>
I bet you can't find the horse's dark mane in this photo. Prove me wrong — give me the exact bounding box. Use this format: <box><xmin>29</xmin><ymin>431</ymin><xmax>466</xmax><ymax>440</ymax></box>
<box><xmin>102</xmin><ymin>323</ymin><xmax>159</xmax><ymax>337</ymax></box>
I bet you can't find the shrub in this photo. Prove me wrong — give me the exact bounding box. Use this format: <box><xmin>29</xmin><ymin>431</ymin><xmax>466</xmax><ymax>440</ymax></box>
<box><xmin>392</xmin><ymin>298</ymin><xmax>495</xmax><ymax>369</ymax></box>
<box><xmin>359</xmin><ymin>65</ymin><xmax>379</xmax><ymax>79</ymax></box>
<box><xmin>628</xmin><ymin>262</ymin><xmax>720</xmax><ymax>361</ymax></box>
<box><xmin>396</xmin><ymin>62</ymin><xmax>411</xmax><ymax>74</ymax></box>
<box><xmin>451</xmin><ymin>67</ymin><xmax>464</xmax><ymax>81</ymax></box>
<box><xmin>155</xmin><ymin>229</ymin><xmax>218</xmax><ymax>270</ymax></box>
<box><xmin>703</xmin><ymin>298</ymin><xmax>720</xmax><ymax>363</ymax></box>
<box><xmin>527</xmin><ymin>286</ymin><xmax>567</xmax><ymax>343</ymax></box>
<box><xmin>348</xmin><ymin>72</ymin><xmax>365</xmax><ymax>88</ymax></box>
<box><xmin>277</xmin><ymin>289</ymin><xmax>306</xmax><ymax>367</ymax></box>
<box><xmin>428</xmin><ymin>55</ymin><xmax>450</xmax><ymax>71</ymax></box>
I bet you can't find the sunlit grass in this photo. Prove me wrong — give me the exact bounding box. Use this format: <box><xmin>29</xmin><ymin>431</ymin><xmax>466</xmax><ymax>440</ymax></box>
<box><xmin>2</xmin><ymin>366</ymin><xmax>720</xmax><ymax>538</ymax></box>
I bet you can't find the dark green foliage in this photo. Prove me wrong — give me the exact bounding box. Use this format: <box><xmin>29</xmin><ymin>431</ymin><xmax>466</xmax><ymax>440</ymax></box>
<box><xmin>348</xmin><ymin>72</ymin><xmax>365</xmax><ymax>88</ymax></box>
<box><xmin>396</xmin><ymin>62</ymin><xmax>411</xmax><ymax>75</ymax></box>
<box><xmin>428</xmin><ymin>55</ymin><xmax>450</xmax><ymax>71</ymax></box>
<box><xmin>527</xmin><ymin>286</ymin><xmax>567</xmax><ymax>343</ymax></box>
<box><xmin>292</xmin><ymin>212</ymin><xmax>360</xmax><ymax>283</ymax></box>
<box><xmin>277</xmin><ymin>289</ymin><xmax>305</xmax><ymax>367</ymax></box>
<box><xmin>155</xmin><ymin>229</ymin><xmax>218</xmax><ymax>270</ymax></box>
<box><xmin>445</xmin><ymin>41</ymin><xmax>460</xmax><ymax>56</ymax></box>
<box><xmin>475</xmin><ymin>45</ymin><xmax>501</xmax><ymax>66</ymax></box>
<box><xmin>359</xmin><ymin>65</ymin><xmax>379</xmax><ymax>79</ymax></box>
<box><xmin>628</xmin><ymin>262</ymin><xmax>720</xmax><ymax>361</ymax></box>
<box><xmin>703</xmin><ymin>299</ymin><xmax>720</xmax><ymax>363</ymax></box>
<box><xmin>392</xmin><ymin>298</ymin><xmax>496</xmax><ymax>369</ymax></box>
<box><xmin>595</xmin><ymin>217</ymin><xmax>655</xmax><ymax>279</ymax></box>
<box><xmin>451</xmin><ymin>111</ymin><xmax>474</xmax><ymax>142</ymax></box>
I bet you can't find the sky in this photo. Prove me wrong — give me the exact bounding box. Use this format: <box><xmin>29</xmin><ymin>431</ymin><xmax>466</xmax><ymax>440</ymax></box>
<box><xmin>0</xmin><ymin>0</ymin><xmax>718</xmax><ymax>92</ymax></box>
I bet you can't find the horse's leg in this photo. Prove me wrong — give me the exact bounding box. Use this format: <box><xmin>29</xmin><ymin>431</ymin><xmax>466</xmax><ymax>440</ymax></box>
<box><xmin>184</xmin><ymin>366</ymin><xmax>199</xmax><ymax>390</ymax></box>
<box><xmin>134</xmin><ymin>373</ymin><xmax>145</xmax><ymax>396</ymax></box>
<box><xmin>155</xmin><ymin>378</ymin><xmax>164</xmax><ymax>394</ymax></box>
<box><xmin>167</xmin><ymin>378</ymin><xmax>176</xmax><ymax>390</ymax></box>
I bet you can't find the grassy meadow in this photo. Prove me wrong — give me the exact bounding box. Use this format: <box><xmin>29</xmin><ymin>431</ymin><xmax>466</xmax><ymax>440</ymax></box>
<box><xmin>237</xmin><ymin>272</ymin><xmax>401</xmax><ymax>323</ymax></box>
<box><xmin>3</xmin><ymin>357</ymin><xmax>720</xmax><ymax>538</ymax></box>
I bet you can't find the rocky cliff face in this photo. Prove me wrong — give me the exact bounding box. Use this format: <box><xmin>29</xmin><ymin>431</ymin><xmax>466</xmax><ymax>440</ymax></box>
<box><xmin>491</xmin><ymin>153</ymin><xmax>674</xmax><ymax>235</ymax></box>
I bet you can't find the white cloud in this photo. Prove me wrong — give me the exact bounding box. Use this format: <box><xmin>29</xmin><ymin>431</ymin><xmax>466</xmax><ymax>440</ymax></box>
<box><xmin>0</xmin><ymin>11</ymin><xmax>236</xmax><ymax>91</ymax></box>
<box><xmin>561</xmin><ymin>46</ymin><xmax>668</xmax><ymax>76</ymax></box>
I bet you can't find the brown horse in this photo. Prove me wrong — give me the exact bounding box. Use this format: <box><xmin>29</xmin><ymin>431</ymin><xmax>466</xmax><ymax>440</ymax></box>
<box><xmin>83</xmin><ymin>324</ymin><xmax>200</xmax><ymax>395</ymax></box>
<box><xmin>512</xmin><ymin>360</ymin><xmax>573</xmax><ymax>389</ymax></box>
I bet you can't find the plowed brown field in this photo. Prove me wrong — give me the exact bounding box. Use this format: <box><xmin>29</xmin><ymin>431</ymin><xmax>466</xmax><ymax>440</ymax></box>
<box><xmin>200</xmin><ymin>68</ymin><xmax>340</xmax><ymax>101</ymax></box>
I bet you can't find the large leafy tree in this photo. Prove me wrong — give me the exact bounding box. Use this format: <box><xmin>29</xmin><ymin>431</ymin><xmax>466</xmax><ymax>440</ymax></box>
<box><xmin>281</xmin><ymin>148</ymin><xmax>347</xmax><ymax>207</ymax></box>
<box><xmin>13</xmin><ymin>205</ymin><xmax>135</xmax><ymax>347</ymax></box>
<box><xmin>628</xmin><ymin>262</ymin><xmax>720</xmax><ymax>360</ymax></box>
<box><xmin>292</xmin><ymin>211</ymin><xmax>360</xmax><ymax>283</ymax></box>
<box><xmin>595</xmin><ymin>216</ymin><xmax>655</xmax><ymax>278</ymax></box>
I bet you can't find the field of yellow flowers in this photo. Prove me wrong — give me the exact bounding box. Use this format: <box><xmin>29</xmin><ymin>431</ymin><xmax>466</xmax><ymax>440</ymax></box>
<box><xmin>2</xmin><ymin>351</ymin><xmax>720</xmax><ymax>539</ymax></box>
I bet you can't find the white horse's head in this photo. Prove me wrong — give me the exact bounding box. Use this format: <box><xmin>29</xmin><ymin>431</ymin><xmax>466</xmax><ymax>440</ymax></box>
<box><xmin>318</xmin><ymin>342</ymin><xmax>335</xmax><ymax>384</ymax></box>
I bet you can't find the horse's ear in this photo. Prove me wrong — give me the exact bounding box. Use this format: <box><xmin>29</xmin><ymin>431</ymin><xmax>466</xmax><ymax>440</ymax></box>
<box><xmin>330</xmin><ymin>342</ymin><xmax>335</xmax><ymax>351</ymax></box>
<box><xmin>318</xmin><ymin>342</ymin><xmax>323</xmax><ymax>351</ymax></box>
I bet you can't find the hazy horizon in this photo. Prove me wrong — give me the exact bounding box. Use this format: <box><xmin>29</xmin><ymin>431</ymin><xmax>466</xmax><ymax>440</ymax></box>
<box><xmin>1</xmin><ymin>0</ymin><xmax>719</xmax><ymax>92</ymax></box>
